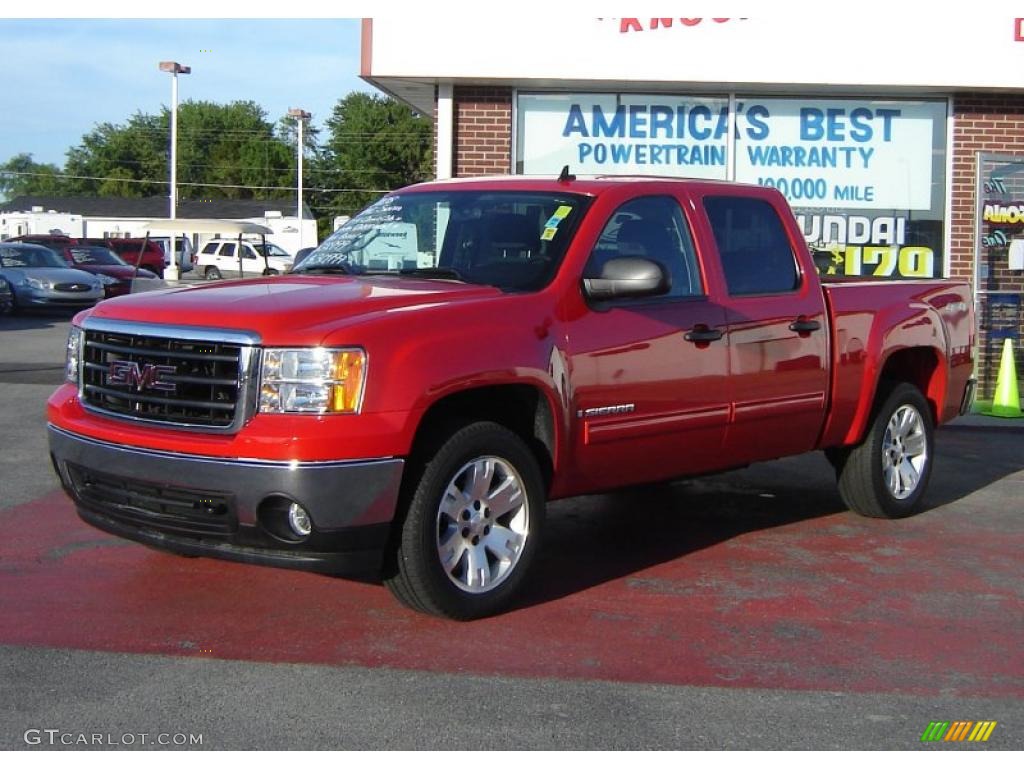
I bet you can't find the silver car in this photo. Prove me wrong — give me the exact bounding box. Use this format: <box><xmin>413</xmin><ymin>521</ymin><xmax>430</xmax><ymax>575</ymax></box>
<box><xmin>0</xmin><ymin>242</ymin><xmax>105</xmax><ymax>311</ymax></box>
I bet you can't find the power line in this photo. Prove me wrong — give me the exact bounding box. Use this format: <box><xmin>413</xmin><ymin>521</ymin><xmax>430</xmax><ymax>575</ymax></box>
<box><xmin>20</xmin><ymin>155</ymin><xmax>417</xmax><ymax>178</ymax></box>
<box><xmin>0</xmin><ymin>169</ymin><xmax>391</xmax><ymax>195</ymax></box>
<box><xmin>76</xmin><ymin>126</ymin><xmax>430</xmax><ymax>140</ymax></box>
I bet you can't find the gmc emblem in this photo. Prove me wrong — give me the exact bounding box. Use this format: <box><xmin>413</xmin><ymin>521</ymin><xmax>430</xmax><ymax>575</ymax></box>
<box><xmin>106</xmin><ymin>360</ymin><xmax>177</xmax><ymax>393</ymax></box>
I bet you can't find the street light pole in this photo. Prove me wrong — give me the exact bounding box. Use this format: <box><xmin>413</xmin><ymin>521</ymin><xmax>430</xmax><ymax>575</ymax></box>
<box><xmin>288</xmin><ymin>108</ymin><xmax>311</xmax><ymax>252</ymax></box>
<box><xmin>160</xmin><ymin>61</ymin><xmax>190</xmax><ymax>279</ymax></box>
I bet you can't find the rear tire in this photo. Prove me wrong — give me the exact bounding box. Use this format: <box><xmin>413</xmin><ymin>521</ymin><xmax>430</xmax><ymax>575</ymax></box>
<box><xmin>836</xmin><ymin>382</ymin><xmax>934</xmax><ymax>519</ymax></box>
<box><xmin>204</xmin><ymin>266</ymin><xmax>222</xmax><ymax>280</ymax></box>
<box><xmin>385</xmin><ymin>422</ymin><xmax>545</xmax><ymax>620</ymax></box>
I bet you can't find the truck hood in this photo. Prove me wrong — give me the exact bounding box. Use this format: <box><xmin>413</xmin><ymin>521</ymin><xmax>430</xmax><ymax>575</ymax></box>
<box><xmin>85</xmin><ymin>275</ymin><xmax>503</xmax><ymax>342</ymax></box>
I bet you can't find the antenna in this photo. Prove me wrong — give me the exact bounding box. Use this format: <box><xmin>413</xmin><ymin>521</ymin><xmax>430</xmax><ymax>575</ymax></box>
<box><xmin>558</xmin><ymin>165</ymin><xmax>576</xmax><ymax>183</ymax></box>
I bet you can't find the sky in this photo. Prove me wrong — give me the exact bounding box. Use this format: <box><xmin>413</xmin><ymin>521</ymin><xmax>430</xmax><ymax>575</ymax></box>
<box><xmin>0</xmin><ymin>17</ymin><xmax>374</xmax><ymax>168</ymax></box>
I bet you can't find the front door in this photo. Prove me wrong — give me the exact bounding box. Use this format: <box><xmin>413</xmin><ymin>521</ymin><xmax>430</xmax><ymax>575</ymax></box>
<box><xmin>565</xmin><ymin>194</ymin><xmax>732</xmax><ymax>492</ymax></box>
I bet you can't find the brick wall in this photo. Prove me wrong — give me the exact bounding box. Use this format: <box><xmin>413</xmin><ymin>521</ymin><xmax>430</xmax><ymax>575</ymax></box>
<box><xmin>951</xmin><ymin>93</ymin><xmax>1024</xmax><ymax>398</ymax></box>
<box><xmin>950</xmin><ymin>93</ymin><xmax>1024</xmax><ymax>279</ymax></box>
<box><xmin>452</xmin><ymin>86</ymin><xmax>513</xmax><ymax>177</ymax></box>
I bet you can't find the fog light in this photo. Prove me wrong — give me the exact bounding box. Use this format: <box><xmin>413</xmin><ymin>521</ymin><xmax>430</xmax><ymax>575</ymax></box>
<box><xmin>287</xmin><ymin>503</ymin><xmax>312</xmax><ymax>537</ymax></box>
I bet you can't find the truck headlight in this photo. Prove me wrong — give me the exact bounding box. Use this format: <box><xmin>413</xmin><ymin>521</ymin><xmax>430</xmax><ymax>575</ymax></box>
<box><xmin>65</xmin><ymin>326</ymin><xmax>83</xmax><ymax>384</ymax></box>
<box><xmin>259</xmin><ymin>348</ymin><xmax>366</xmax><ymax>414</ymax></box>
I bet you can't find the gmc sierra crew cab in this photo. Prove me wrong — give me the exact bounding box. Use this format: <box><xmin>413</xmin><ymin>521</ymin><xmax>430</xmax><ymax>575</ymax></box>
<box><xmin>47</xmin><ymin>175</ymin><xmax>976</xmax><ymax>619</ymax></box>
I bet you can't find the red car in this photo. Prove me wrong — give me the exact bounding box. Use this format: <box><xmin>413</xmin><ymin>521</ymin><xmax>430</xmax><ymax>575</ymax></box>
<box><xmin>102</xmin><ymin>238</ymin><xmax>166</xmax><ymax>278</ymax></box>
<box><xmin>11</xmin><ymin>234</ymin><xmax>162</xmax><ymax>290</ymax></box>
<box><xmin>47</xmin><ymin>175</ymin><xmax>976</xmax><ymax>619</ymax></box>
<box><xmin>59</xmin><ymin>244</ymin><xmax>158</xmax><ymax>298</ymax></box>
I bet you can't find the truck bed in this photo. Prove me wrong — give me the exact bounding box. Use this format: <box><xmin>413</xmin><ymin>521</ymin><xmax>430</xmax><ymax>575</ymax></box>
<box><xmin>818</xmin><ymin>279</ymin><xmax>974</xmax><ymax>448</ymax></box>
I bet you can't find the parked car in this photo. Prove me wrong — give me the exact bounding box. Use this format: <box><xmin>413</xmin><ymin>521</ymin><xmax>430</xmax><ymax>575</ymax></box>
<box><xmin>148</xmin><ymin>235</ymin><xmax>196</xmax><ymax>274</ymax></box>
<box><xmin>56</xmin><ymin>244</ymin><xmax>159</xmax><ymax>298</ymax></box>
<box><xmin>0</xmin><ymin>242</ymin><xmax>104</xmax><ymax>311</ymax></box>
<box><xmin>289</xmin><ymin>246</ymin><xmax>317</xmax><ymax>271</ymax></box>
<box><xmin>0</xmin><ymin>274</ymin><xmax>12</xmax><ymax>315</ymax></box>
<box><xmin>102</xmin><ymin>238</ymin><xmax>166</xmax><ymax>278</ymax></box>
<box><xmin>10</xmin><ymin>234</ymin><xmax>166</xmax><ymax>279</ymax></box>
<box><xmin>9</xmin><ymin>233</ymin><xmax>77</xmax><ymax>251</ymax></box>
<box><xmin>196</xmin><ymin>238</ymin><xmax>292</xmax><ymax>279</ymax></box>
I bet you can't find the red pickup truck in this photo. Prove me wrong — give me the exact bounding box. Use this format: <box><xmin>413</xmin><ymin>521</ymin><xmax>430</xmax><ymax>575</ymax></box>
<box><xmin>47</xmin><ymin>176</ymin><xmax>975</xmax><ymax>619</ymax></box>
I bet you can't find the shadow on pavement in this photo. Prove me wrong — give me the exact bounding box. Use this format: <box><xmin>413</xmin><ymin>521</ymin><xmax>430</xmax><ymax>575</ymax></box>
<box><xmin>0</xmin><ymin>308</ymin><xmax>78</xmax><ymax>331</ymax></box>
<box><xmin>518</xmin><ymin>424</ymin><xmax>1024</xmax><ymax>609</ymax></box>
<box><xmin>520</xmin><ymin>455</ymin><xmax>845</xmax><ymax>608</ymax></box>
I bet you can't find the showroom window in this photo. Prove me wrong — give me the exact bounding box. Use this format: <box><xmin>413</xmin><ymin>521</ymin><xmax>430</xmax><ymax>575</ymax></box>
<box><xmin>516</xmin><ymin>93</ymin><xmax>948</xmax><ymax>278</ymax></box>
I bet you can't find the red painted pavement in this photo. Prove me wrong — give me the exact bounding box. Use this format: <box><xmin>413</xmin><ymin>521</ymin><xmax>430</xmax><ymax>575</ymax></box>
<box><xmin>1</xmin><ymin>473</ymin><xmax>1021</xmax><ymax>697</ymax></box>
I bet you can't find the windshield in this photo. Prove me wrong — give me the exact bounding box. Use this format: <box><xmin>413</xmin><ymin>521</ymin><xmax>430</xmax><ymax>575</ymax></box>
<box><xmin>66</xmin><ymin>246</ymin><xmax>128</xmax><ymax>267</ymax></box>
<box><xmin>295</xmin><ymin>190</ymin><xmax>591</xmax><ymax>291</ymax></box>
<box><xmin>252</xmin><ymin>242</ymin><xmax>289</xmax><ymax>259</ymax></box>
<box><xmin>0</xmin><ymin>245</ymin><xmax>69</xmax><ymax>269</ymax></box>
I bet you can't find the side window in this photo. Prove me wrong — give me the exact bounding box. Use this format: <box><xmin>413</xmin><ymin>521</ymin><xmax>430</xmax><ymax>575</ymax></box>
<box><xmin>201</xmin><ymin>242</ymin><xmax>217</xmax><ymax>255</ymax></box>
<box><xmin>703</xmin><ymin>196</ymin><xmax>800</xmax><ymax>296</ymax></box>
<box><xmin>584</xmin><ymin>195</ymin><xmax>702</xmax><ymax>298</ymax></box>
<box><xmin>242</xmin><ymin>245</ymin><xmax>258</xmax><ymax>260</ymax></box>
<box><xmin>219</xmin><ymin>243</ymin><xmax>236</xmax><ymax>258</ymax></box>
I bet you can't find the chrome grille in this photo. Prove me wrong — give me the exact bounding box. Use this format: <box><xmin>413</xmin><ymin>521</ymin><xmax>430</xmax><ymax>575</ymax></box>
<box><xmin>80</xmin><ymin>322</ymin><xmax>258</xmax><ymax>431</ymax></box>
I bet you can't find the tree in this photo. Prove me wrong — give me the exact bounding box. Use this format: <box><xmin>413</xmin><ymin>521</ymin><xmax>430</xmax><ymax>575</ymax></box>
<box><xmin>316</xmin><ymin>93</ymin><xmax>433</xmax><ymax>221</ymax></box>
<box><xmin>0</xmin><ymin>153</ymin><xmax>68</xmax><ymax>200</ymax></box>
<box><xmin>1</xmin><ymin>93</ymin><xmax>433</xmax><ymax>238</ymax></box>
<box><xmin>59</xmin><ymin>100</ymin><xmax>295</xmax><ymax>201</ymax></box>
<box><xmin>63</xmin><ymin>111</ymin><xmax>166</xmax><ymax>197</ymax></box>
<box><xmin>174</xmin><ymin>100</ymin><xmax>293</xmax><ymax>201</ymax></box>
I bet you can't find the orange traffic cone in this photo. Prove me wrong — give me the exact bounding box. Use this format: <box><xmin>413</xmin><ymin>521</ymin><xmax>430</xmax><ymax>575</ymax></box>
<box><xmin>988</xmin><ymin>338</ymin><xmax>1022</xmax><ymax>418</ymax></box>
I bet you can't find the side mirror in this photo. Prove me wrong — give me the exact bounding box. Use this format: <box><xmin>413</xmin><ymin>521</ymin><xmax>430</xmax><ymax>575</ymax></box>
<box><xmin>582</xmin><ymin>257</ymin><xmax>669</xmax><ymax>301</ymax></box>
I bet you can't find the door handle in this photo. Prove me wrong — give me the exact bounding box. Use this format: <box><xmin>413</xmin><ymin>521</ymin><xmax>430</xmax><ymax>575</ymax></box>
<box><xmin>684</xmin><ymin>326</ymin><xmax>724</xmax><ymax>344</ymax></box>
<box><xmin>789</xmin><ymin>318</ymin><xmax>821</xmax><ymax>334</ymax></box>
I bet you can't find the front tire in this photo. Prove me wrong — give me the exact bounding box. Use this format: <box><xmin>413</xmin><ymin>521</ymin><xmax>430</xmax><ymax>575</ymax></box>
<box><xmin>204</xmin><ymin>266</ymin><xmax>222</xmax><ymax>280</ymax></box>
<box><xmin>0</xmin><ymin>279</ymin><xmax>14</xmax><ymax>315</ymax></box>
<box><xmin>837</xmin><ymin>382</ymin><xmax>934</xmax><ymax>519</ymax></box>
<box><xmin>385</xmin><ymin>422</ymin><xmax>545</xmax><ymax>620</ymax></box>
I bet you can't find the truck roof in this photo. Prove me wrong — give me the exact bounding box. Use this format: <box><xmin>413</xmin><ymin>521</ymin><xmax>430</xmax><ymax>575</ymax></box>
<box><xmin>405</xmin><ymin>174</ymin><xmax>772</xmax><ymax>196</ymax></box>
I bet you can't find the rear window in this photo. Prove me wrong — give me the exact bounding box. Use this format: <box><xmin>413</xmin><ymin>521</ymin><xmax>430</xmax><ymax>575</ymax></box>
<box><xmin>704</xmin><ymin>196</ymin><xmax>800</xmax><ymax>296</ymax></box>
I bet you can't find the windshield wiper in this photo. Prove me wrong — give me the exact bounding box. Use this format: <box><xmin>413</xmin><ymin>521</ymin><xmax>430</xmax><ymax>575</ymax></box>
<box><xmin>398</xmin><ymin>267</ymin><xmax>466</xmax><ymax>281</ymax></box>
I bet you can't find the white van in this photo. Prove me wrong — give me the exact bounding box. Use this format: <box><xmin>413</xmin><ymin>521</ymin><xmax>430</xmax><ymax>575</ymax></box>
<box><xmin>150</xmin><ymin>235</ymin><xmax>195</xmax><ymax>273</ymax></box>
<box><xmin>196</xmin><ymin>239</ymin><xmax>292</xmax><ymax>279</ymax></box>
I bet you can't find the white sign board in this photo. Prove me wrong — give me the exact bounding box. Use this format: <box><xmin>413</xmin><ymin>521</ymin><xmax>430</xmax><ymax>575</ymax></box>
<box><xmin>734</xmin><ymin>99</ymin><xmax>938</xmax><ymax>210</ymax></box>
<box><xmin>367</xmin><ymin>16</ymin><xmax>1024</xmax><ymax>92</ymax></box>
<box><xmin>519</xmin><ymin>93</ymin><xmax>727</xmax><ymax>180</ymax></box>
<box><xmin>519</xmin><ymin>95</ymin><xmax>941</xmax><ymax>211</ymax></box>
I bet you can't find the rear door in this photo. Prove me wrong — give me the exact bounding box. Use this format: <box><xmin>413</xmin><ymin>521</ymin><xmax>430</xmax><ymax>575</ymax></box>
<box><xmin>698</xmin><ymin>192</ymin><xmax>829</xmax><ymax>462</ymax></box>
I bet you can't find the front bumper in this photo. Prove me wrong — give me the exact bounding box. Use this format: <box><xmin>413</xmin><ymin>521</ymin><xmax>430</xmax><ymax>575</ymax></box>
<box><xmin>48</xmin><ymin>425</ymin><xmax>404</xmax><ymax>576</ymax></box>
<box><xmin>19</xmin><ymin>286</ymin><xmax>103</xmax><ymax>307</ymax></box>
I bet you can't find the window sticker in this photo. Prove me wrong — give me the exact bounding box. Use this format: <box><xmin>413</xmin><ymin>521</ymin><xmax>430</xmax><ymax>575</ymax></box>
<box><xmin>541</xmin><ymin>205</ymin><xmax>573</xmax><ymax>240</ymax></box>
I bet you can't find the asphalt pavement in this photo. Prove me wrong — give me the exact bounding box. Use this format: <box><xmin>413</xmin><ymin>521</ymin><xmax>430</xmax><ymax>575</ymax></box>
<box><xmin>1</xmin><ymin>308</ymin><xmax>1022</xmax><ymax>750</ymax></box>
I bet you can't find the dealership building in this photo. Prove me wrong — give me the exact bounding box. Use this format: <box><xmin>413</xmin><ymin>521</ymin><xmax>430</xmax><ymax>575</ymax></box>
<box><xmin>361</xmin><ymin>16</ymin><xmax>1024</xmax><ymax>399</ymax></box>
